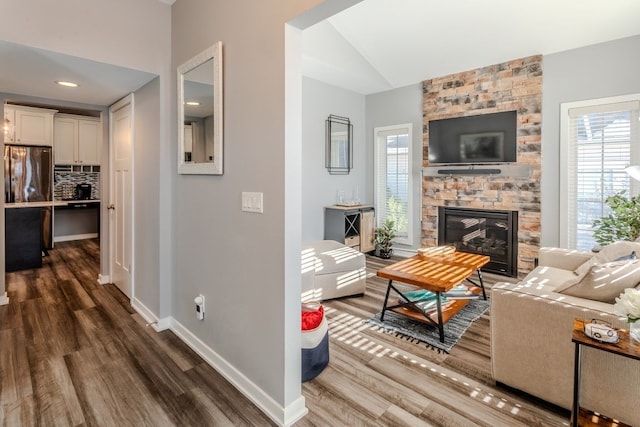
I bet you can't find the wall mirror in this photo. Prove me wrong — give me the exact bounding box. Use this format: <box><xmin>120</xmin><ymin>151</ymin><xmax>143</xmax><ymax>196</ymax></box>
<box><xmin>325</xmin><ymin>114</ymin><xmax>352</xmax><ymax>175</ymax></box>
<box><xmin>178</xmin><ymin>42</ymin><xmax>223</xmax><ymax>175</ymax></box>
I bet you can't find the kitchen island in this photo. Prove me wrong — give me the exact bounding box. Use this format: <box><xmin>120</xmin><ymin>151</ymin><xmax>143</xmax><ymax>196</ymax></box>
<box><xmin>5</xmin><ymin>207</ymin><xmax>44</xmax><ymax>272</ymax></box>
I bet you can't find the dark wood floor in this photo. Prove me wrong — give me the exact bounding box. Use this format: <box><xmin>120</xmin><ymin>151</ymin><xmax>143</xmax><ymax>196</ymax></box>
<box><xmin>1</xmin><ymin>239</ymin><xmax>276</xmax><ymax>426</ymax></box>
<box><xmin>1</xmin><ymin>240</ymin><xmax>579</xmax><ymax>426</ymax></box>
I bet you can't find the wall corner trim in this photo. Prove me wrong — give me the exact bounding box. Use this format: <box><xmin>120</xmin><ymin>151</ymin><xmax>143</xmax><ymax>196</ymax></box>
<box><xmin>169</xmin><ymin>317</ymin><xmax>306</xmax><ymax>426</ymax></box>
<box><xmin>131</xmin><ymin>297</ymin><xmax>170</xmax><ymax>331</ymax></box>
<box><xmin>0</xmin><ymin>292</ymin><xmax>9</xmax><ymax>306</ymax></box>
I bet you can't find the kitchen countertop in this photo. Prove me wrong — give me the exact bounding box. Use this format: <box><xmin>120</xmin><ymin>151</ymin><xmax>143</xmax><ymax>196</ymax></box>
<box><xmin>54</xmin><ymin>199</ymin><xmax>101</xmax><ymax>206</ymax></box>
<box><xmin>5</xmin><ymin>200</ymin><xmax>100</xmax><ymax>208</ymax></box>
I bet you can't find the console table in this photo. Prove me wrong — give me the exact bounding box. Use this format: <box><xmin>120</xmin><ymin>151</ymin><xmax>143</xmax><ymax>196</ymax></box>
<box><xmin>324</xmin><ymin>205</ymin><xmax>375</xmax><ymax>253</ymax></box>
<box><xmin>571</xmin><ymin>318</ymin><xmax>639</xmax><ymax>427</ymax></box>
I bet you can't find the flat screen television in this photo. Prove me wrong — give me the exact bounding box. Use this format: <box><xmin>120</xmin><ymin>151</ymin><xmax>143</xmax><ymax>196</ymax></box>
<box><xmin>428</xmin><ymin>110</ymin><xmax>517</xmax><ymax>164</ymax></box>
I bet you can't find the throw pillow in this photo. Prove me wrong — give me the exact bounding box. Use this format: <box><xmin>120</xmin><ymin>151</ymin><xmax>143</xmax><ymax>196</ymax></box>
<box><xmin>574</xmin><ymin>241</ymin><xmax>640</xmax><ymax>276</ymax></box>
<box><xmin>561</xmin><ymin>259</ymin><xmax>640</xmax><ymax>303</ymax></box>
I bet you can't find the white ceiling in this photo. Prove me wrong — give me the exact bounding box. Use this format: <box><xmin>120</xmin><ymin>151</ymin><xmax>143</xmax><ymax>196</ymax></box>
<box><xmin>0</xmin><ymin>40</ymin><xmax>156</xmax><ymax>107</ymax></box>
<box><xmin>1</xmin><ymin>0</ymin><xmax>639</xmax><ymax>108</ymax></box>
<box><xmin>302</xmin><ymin>0</ymin><xmax>640</xmax><ymax>95</ymax></box>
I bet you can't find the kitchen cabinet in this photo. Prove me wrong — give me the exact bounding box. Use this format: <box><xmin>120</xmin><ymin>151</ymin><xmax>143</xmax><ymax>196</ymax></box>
<box><xmin>54</xmin><ymin>114</ymin><xmax>101</xmax><ymax>165</ymax></box>
<box><xmin>324</xmin><ymin>205</ymin><xmax>375</xmax><ymax>253</ymax></box>
<box><xmin>4</xmin><ymin>105</ymin><xmax>57</xmax><ymax>146</ymax></box>
<box><xmin>4</xmin><ymin>107</ymin><xmax>15</xmax><ymax>143</ymax></box>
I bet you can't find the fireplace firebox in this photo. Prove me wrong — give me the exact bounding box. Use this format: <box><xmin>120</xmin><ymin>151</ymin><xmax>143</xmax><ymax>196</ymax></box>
<box><xmin>438</xmin><ymin>207</ymin><xmax>518</xmax><ymax>277</ymax></box>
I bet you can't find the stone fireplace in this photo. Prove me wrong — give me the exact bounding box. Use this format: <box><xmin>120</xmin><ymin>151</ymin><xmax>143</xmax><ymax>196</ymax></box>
<box><xmin>421</xmin><ymin>55</ymin><xmax>542</xmax><ymax>277</ymax></box>
<box><xmin>438</xmin><ymin>207</ymin><xmax>518</xmax><ymax>277</ymax></box>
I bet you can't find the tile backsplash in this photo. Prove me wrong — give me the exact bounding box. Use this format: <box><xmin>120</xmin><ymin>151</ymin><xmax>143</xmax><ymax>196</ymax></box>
<box><xmin>54</xmin><ymin>172</ymin><xmax>100</xmax><ymax>200</ymax></box>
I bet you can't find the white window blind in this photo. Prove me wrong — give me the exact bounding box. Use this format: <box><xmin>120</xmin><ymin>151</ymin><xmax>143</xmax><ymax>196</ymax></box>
<box><xmin>374</xmin><ymin>124</ymin><xmax>412</xmax><ymax>245</ymax></box>
<box><xmin>564</xmin><ymin>99</ymin><xmax>640</xmax><ymax>251</ymax></box>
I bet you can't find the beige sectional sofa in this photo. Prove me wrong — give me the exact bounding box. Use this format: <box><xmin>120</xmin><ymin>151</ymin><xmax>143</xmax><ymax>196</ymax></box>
<box><xmin>491</xmin><ymin>242</ymin><xmax>640</xmax><ymax>426</ymax></box>
<box><xmin>301</xmin><ymin>240</ymin><xmax>367</xmax><ymax>301</ymax></box>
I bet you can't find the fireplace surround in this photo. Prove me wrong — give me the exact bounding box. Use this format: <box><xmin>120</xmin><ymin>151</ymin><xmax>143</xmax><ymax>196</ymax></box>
<box><xmin>438</xmin><ymin>206</ymin><xmax>518</xmax><ymax>277</ymax></box>
<box><xmin>422</xmin><ymin>55</ymin><xmax>542</xmax><ymax>276</ymax></box>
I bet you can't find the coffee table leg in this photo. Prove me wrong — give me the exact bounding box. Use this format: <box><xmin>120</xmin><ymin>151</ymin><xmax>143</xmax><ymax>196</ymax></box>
<box><xmin>380</xmin><ymin>279</ymin><xmax>393</xmax><ymax>321</ymax></box>
<box><xmin>477</xmin><ymin>269</ymin><xmax>487</xmax><ymax>300</ymax></box>
<box><xmin>436</xmin><ymin>291</ymin><xmax>444</xmax><ymax>343</ymax></box>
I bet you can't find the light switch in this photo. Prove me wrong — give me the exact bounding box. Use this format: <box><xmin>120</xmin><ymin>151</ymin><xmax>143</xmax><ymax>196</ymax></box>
<box><xmin>242</xmin><ymin>192</ymin><xmax>264</xmax><ymax>213</ymax></box>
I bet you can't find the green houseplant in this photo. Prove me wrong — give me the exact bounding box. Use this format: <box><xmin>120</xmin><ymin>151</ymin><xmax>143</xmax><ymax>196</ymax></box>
<box><xmin>592</xmin><ymin>191</ymin><xmax>640</xmax><ymax>245</ymax></box>
<box><xmin>375</xmin><ymin>218</ymin><xmax>397</xmax><ymax>259</ymax></box>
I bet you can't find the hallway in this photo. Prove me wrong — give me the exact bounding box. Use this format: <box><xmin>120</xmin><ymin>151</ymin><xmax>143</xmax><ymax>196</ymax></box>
<box><xmin>0</xmin><ymin>239</ymin><xmax>275</xmax><ymax>426</ymax></box>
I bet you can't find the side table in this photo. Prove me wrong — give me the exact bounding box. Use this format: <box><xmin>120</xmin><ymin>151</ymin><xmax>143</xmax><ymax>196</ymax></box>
<box><xmin>571</xmin><ymin>318</ymin><xmax>640</xmax><ymax>427</ymax></box>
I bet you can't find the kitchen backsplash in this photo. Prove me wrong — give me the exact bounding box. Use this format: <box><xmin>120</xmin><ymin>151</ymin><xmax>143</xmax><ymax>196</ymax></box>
<box><xmin>54</xmin><ymin>172</ymin><xmax>100</xmax><ymax>200</ymax></box>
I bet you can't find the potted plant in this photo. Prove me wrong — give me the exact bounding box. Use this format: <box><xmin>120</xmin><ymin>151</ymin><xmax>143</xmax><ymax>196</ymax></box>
<box><xmin>592</xmin><ymin>191</ymin><xmax>640</xmax><ymax>245</ymax></box>
<box><xmin>375</xmin><ymin>218</ymin><xmax>397</xmax><ymax>259</ymax></box>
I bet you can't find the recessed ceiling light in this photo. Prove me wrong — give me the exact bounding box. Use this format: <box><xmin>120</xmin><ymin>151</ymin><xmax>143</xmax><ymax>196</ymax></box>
<box><xmin>56</xmin><ymin>81</ymin><xmax>79</xmax><ymax>88</ymax></box>
<box><xmin>185</xmin><ymin>101</ymin><xmax>200</xmax><ymax>106</ymax></box>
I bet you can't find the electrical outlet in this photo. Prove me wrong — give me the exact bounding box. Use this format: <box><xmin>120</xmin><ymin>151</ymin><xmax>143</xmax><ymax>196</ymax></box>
<box><xmin>194</xmin><ymin>294</ymin><xmax>205</xmax><ymax>320</ymax></box>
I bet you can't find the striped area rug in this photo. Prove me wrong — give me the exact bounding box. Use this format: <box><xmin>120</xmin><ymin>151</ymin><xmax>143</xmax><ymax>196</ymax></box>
<box><xmin>365</xmin><ymin>298</ymin><xmax>490</xmax><ymax>353</ymax></box>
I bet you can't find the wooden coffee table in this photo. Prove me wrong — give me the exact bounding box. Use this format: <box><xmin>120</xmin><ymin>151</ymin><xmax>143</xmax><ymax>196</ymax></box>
<box><xmin>376</xmin><ymin>251</ymin><xmax>490</xmax><ymax>342</ymax></box>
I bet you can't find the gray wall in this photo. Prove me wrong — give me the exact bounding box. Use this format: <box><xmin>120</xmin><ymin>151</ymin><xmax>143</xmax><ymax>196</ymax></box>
<box><xmin>171</xmin><ymin>0</ymin><xmax>323</xmax><ymax>413</ymax></box>
<box><xmin>133</xmin><ymin>77</ymin><xmax>162</xmax><ymax>314</ymax></box>
<box><xmin>541</xmin><ymin>35</ymin><xmax>640</xmax><ymax>247</ymax></box>
<box><xmin>302</xmin><ymin>77</ymin><xmax>366</xmax><ymax>241</ymax></box>
<box><xmin>366</xmin><ymin>83</ymin><xmax>423</xmax><ymax>251</ymax></box>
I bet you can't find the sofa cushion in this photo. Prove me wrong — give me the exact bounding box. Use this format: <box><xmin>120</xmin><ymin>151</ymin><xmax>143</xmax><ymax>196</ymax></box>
<box><xmin>520</xmin><ymin>265</ymin><xmax>582</xmax><ymax>292</ymax></box>
<box><xmin>575</xmin><ymin>241</ymin><xmax>640</xmax><ymax>276</ymax></box>
<box><xmin>560</xmin><ymin>259</ymin><xmax>640</xmax><ymax>303</ymax></box>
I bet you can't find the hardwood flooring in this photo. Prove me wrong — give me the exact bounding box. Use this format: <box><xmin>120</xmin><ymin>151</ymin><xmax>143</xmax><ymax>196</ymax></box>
<box><xmin>1</xmin><ymin>241</ymin><xmax>583</xmax><ymax>426</ymax></box>
<box><xmin>1</xmin><ymin>240</ymin><xmax>276</xmax><ymax>426</ymax></box>
<box><xmin>298</xmin><ymin>256</ymin><xmax>572</xmax><ymax>427</ymax></box>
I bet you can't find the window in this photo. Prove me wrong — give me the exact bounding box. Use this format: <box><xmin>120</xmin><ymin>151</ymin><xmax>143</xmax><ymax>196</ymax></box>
<box><xmin>560</xmin><ymin>95</ymin><xmax>640</xmax><ymax>251</ymax></box>
<box><xmin>374</xmin><ymin>124</ymin><xmax>413</xmax><ymax>245</ymax></box>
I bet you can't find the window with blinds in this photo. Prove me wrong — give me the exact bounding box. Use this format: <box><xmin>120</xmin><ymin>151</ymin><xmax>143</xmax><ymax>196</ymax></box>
<box><xmin>374</xmin><ymin>124</ymin><xmax>413</xmax><ymax>245</ymax></box>
<box><xmin>562</xmin><ymin>98</ymin><xmax>640</xmax><ymax>251</ymax></box>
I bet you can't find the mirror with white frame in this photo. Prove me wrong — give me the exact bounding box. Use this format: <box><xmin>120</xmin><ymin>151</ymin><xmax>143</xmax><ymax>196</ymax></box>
<box><xmin>178</xmin><ymin>42</ymin><xmax>223</xmax><ymax>174</ymax></box>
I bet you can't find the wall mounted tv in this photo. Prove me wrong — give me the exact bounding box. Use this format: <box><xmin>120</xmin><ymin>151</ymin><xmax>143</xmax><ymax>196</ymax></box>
<box><xmin>428</xmin><ymin>110</ymin><xmax>517</xmax><ymax>164</ymax></box>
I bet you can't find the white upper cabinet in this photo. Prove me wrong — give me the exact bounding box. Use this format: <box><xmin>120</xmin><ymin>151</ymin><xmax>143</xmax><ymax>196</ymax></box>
<box><xmin>54</xmin><ymin>117</ymin><xmax>76</xmax><ymax>164</ymax></box>
<box><xmin>6</xmin><ymin>105</ymin><xmax>57</xmax><ymax>146</ymax></box>
<box><xmin>54</xmin><ymin>114</ymin><xmax>102</xmax><ymax>165</ymax></box>
<box><xmin>77</xmin><ymin>119</ymin><xmax>101</xmax><ymax>164</ymax></box>
<box><xmin>4</xmin><ymin>107</ymin><xmax>15</xmax><ymax>143</ymax></box>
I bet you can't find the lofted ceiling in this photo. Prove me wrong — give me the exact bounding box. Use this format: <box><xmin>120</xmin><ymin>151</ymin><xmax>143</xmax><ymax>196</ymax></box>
<box><xmin>1</xmin><ymin>1</ymin><xmax>639</xmax><ymax>108</ymax></box>
<box><xmin>0</xmin><ymin>40</ymin><xmax>156</xmax><ymax>108</ymax></box>
<box><xmin>302</xmin><ymin>0</ymin><xmax>640</xmax><ymax>95</ymax></box>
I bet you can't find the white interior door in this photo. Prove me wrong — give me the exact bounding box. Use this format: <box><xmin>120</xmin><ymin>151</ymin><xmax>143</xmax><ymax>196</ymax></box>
<box><xmin>109</xmin><ymin>95</ymin><xmax>133</xmax><ymax>298</ymax></box>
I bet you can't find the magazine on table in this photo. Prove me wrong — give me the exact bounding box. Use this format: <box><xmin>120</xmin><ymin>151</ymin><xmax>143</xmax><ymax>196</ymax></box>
<box><xmin>398</xmin><ymin>289</ymin><xmax>448</xmax><ymax>312</ymax></box>
<box><xmin>442</xmin><ymin>283</ymin><xmax>478</xmax><ymax>299</ymax></box>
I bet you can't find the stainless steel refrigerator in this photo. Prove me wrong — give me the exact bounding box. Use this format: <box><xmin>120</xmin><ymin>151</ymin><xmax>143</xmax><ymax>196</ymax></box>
<box><xmin>4</xmin><ymin>144</ymin><xmax>53</xmax><ymax>250</ymax></box>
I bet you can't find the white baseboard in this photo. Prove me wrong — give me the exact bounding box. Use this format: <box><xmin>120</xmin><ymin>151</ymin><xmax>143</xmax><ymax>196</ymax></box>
<box><xmin>98</xmin><ymin>274</ymin><xmax>110</xmax><ymax>285</ymax></box>
<box><xmin>131</xmin><ymin>298</ymin><xmax>170</xmax><ymax>332</ymax></box>
<box><xmin>132</xmin><ymin>297</ymin><xmax>157</xmax><ymax>327</ymax></box>
<box><xmin>282</xmin><ymin>397</ymin><xmax>308</xmax><ymax>426</ymax></box>
<box><xmin>54</xmin><ymin>233</ymin><xmax>99</xmax><ymax>243</ymax></box>
<box><xmin>0</xmin><ymin>292</ymin><xmax>9</xmax><ymax>306</ymax></box>
<box><xmin>169</xmin><ymin>317</ymin><xmax>306</xmax><ymax>426</ymax></box>
<box><xmin>391</xmin><ymin>247</ymin><xmax>416</xmax><ymax>258</ymax></box>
